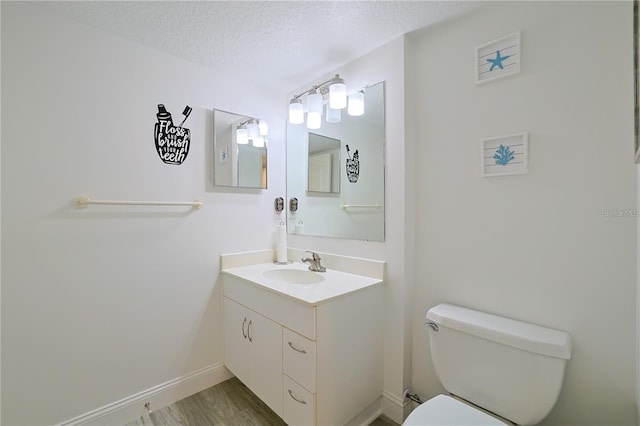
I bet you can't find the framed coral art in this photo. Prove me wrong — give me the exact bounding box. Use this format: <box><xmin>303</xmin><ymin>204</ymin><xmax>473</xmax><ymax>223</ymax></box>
<box><xmin>481</xmin><ymin>132</ymin><xmax>528</xmax><ymax>177</ymax></box>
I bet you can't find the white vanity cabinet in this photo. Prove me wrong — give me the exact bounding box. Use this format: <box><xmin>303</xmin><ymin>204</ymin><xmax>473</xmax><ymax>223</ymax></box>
<box><xmin>223</xmin><ymin>297</ymin><xmax>283</xmax><ymax>417</ymax></box>
<box><xmin>223</xmin><ymin>271</ymin><xmax>383</xmax><ymax>426</ymax></box>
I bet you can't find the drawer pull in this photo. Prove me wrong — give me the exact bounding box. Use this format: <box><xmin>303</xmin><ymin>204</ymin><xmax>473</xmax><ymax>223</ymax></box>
<box><xmin>242</xmin><ymin>317</ymin><xmax>247</xmax><ymax>339</ymax></box>
<box><xmin>288</xmin><ymin>389</ymin><xmax>307</xmax><ymax>405</ymax></box>
<box><xmin>247</xmin><ymin>320</ymin><xmax>253</xmax><ymax>342</ymax></box>
<box><xmin>288</xmin><ymin>341</ymin><xmax>307</xmax><ymax>354</ymax></box>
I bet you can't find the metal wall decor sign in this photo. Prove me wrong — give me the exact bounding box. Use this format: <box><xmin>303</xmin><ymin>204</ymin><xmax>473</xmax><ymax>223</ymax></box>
<box><xmin>345</xmin><ymin>144</ymin><xmax>360</xmax><ymax>183</ymax></box>
<box><xmin>154</xmin><ymin>104</ymin><xmax>192</xmax><ymax>165</ymax></box>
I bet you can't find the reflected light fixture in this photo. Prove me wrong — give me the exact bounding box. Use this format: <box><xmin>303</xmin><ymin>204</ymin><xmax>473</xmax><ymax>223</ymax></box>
<box><xmin>236</xmin><ymin>125</ymin><xmax>249</xmax><ymax>144</ymax></box>
<box><xmin>236</xmin><ymin>117</ymin><xmax>268</xmax><ymax>146</ymax></box>
<box><xmin>258</xmin><ymin>120</ymin><xmax>269</xmax><ymax>136</ymax></box>
<box><xmin>307</xmin><ymin>112</ymin><xmax>322</xmax><ymax>129</ymax></box>
<box><xmin>288</xmin><ymin>74</ymin><xmax>365</xmax><ymax>130</ymax></box>
<box><xmin>247</xmin><ymin>119</ymin><xmax>259</xmax><ymax>139</ymax></box>
<box><xmin>348</xmin><ymin>90</ymin><xmax>365</xmax><ymax>116</ymax></box>
<box><xmin>253</xmin><ymin>136</ymin><xmax>265</xmax><ymax>148</ymax></box>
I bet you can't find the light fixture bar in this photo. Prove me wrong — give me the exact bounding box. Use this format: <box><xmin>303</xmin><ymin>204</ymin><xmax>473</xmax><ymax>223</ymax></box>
<box><xmin>288</xmin><ymin>74</ymin><xmax>368</xmax><ymax>130</ymax></box>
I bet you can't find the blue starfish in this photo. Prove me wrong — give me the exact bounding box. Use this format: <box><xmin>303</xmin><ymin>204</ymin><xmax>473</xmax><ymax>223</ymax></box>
<box><xmin>487</xmin><ymin>50</ymin><xmax>511</xmax><ymax>71</ymax></box>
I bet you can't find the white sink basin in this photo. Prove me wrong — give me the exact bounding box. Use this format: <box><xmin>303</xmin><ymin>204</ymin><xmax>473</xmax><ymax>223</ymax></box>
<box><xmin>262</xmin><ymin>268</ymin><xmax>325</xmax><ymax>284</ymax></box>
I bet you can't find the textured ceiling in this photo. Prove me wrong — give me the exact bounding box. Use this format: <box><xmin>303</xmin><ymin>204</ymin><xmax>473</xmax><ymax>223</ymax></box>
<box><xmin>40</xmin><ymin>1</ymin><xmax>481</xmax><ymax>93</ymax></box>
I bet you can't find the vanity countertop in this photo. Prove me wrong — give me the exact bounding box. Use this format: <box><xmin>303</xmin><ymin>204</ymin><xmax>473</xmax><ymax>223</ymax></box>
<box><xmin>222</xmin><ymin>261</ymin><xmax>383</xmax><ymax>305</ymax></box>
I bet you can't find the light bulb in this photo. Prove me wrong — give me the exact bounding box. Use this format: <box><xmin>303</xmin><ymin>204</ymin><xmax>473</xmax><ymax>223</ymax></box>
<box><xmin>307</xmin><ymin>111</ymin><xmax>321</xmax><ymax>129</ymax></box>
<box><xmin>326</xmin><ymin>104</ymin><xmax>341</xmax><ymax>123</ymax></box>
<box><xmin>307</xmin><ymin>87</ymin><xmax>323</xmax><ymax>116</ymax></box>
<box><xmin>289</xmin><ymin>98</ymin><xmax>304</xmax><ymax>124</ymax></box>
<box><xmin>329</xmin><ymin>75</ymin><xmax>347</xmax><ymax>109</ymax></box>
<box><xmin>348</xmin><ymin>91</ymin><xmax>364</xmax><ymax>116</ymax></box>
<box><xmin>253</xmin><ymin>136</ymin><xmax>265</xmax><ymax>148</ymax></box>
<box><xmin>258</xmin><ymin>120</ymin><xmax>268</xmax><ymax>136</ymax></box>
<box><xmin>247</xmin><ymin>120</ymin><xmax>259</xmax><ymax>139</ymax></box>
<box><xmin>236</xmin><ymin>126</ymin><xmax>249</xmax><ymax>144</ymax></box>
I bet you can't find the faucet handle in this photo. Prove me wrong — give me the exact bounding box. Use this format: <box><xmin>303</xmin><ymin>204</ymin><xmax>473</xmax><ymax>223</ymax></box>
<box><xmin>305</xmin><ymin>250</ymin><xmax>321</xmax><ymax>261</ymax></box>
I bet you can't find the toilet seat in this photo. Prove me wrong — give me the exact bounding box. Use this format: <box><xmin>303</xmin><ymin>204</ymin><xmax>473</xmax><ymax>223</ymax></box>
<box><xmin>403</xmin><ymin>394</ymin><xmax>508</xmax><ymax>426</ymax></box>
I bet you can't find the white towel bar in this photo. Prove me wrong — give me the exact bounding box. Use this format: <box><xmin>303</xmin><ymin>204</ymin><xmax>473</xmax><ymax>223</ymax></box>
<box><xmin>74</xmin><ymin>196</ymin><xmax>203</xmax><ymax>210</ymax></box>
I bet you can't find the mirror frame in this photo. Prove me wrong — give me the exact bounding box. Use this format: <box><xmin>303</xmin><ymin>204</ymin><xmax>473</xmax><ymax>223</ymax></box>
<box><xmin>212</xmin><ymin>108</ymin><xmax>268</xmax><ymax>189</ymax></box>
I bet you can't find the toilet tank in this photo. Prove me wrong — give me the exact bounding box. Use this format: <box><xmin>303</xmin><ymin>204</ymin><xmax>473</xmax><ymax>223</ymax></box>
<box><xmin>426</xmin><ymin>304</ymin><xmax>572</xmax><ymax>425</ymax></box>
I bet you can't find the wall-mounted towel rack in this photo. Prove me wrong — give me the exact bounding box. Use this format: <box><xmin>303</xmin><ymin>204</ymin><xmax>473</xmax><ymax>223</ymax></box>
<box><xmin>74</xmin><ymin>196</ymin><xmax>203</xmax><ymax>210</ymax></box>
<box><xmin>340</xmin><ymin>203</ymin><xmax>383</xmax><ymax>209</ymax></box>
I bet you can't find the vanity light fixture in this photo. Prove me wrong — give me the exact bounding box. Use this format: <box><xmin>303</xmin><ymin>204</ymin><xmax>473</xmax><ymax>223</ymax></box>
<box><xmin>326</xmin><ymin>104</ymin><xmax>341</xmax><ymax>123</ymax></box>
<box><xmin>328</xmin><ymin>74</ymin><xmax>346</xmax><ymax>109</ymax></box>
<box><xmin>235</xmin><ymin>118</ymin><xmax>268</xmax><ymax>146</ymax></box>
<box><xmin>288</xmin><ymin>74</ymin><xmax>365</xmax><ymax>130</ymax></box>
<box><xmin>307</xmin><ymin>86</ymin><xmax>323</xmax><ymax>116</ymax></box>
<box><xmin>289</xmin><ymin>98</ymin><xmax>304</xmax><ymax>124</ymax></box>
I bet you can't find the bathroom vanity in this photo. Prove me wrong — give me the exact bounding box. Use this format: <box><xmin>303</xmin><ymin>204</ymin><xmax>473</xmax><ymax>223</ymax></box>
<box><xmin>221</xmin><ymin>258</ymin><xmax>384</xmax><ymax>426</ymax></box>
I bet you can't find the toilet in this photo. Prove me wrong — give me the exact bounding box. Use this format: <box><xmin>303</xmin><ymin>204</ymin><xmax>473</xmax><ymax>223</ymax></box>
<box><xmin>404</xmin><ymin>304</ymin><xmax>572</xmax><ymax>425</ymax></box>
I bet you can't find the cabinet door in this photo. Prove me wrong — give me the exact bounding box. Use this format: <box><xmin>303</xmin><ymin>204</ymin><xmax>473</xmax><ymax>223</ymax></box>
<box><xmin>223</xmin><ymin>297</ymin><xmax>250</xmax><ymax>384</ymax></box>
<box><xmin>248</xmin><ymin>311</ymin><xmax>283</xmax><ymax>417</ymax></box>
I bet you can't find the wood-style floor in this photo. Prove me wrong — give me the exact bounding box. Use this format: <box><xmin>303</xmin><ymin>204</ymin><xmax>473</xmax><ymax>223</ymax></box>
<box><xmin>124</xmin><ymin>377</ymin><xmax>399</xmax><ymax>426</ymax></box>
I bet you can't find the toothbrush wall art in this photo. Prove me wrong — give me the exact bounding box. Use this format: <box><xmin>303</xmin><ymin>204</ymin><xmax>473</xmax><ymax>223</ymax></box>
<box><xmin>154</xmin><ymin>104</ymin><xmax>192</xmax><ymax>165</ymax></box>
<box><xmin>481</xmin><ymin>132</ymin><xmax>528</xmax><ymax>177</ymax></box>
<box><xmin>345</xmin><ymin>144</ymin><xmax>360</xmax><ymax>183</ymax></box>
<box><xmin>476</xmin><ymin>32</ymin><xmax>521</xmax><ymax>85</ymax></box>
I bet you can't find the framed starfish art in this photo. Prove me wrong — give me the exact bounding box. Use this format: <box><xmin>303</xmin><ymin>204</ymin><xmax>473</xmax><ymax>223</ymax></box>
<box><xmin>476</xmin><ymin>32</ymin><xmax>521</xmax><ymax>85</ymax></box>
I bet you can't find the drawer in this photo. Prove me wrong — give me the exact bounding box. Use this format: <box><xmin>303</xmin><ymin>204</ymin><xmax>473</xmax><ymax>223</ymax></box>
<box><xmin>224</xmin><ymin>274</ymin><xmax>316</xmax><ymax>339</ymax></box>
<box><xmin>283</xmin><ymin>374</ymin><xmax>316</xmax><ymax>426</ymax></box>
<box><xmin>283</xmin><ymin>328</ymin><xmax>316</xmax><ymax>392</ymax></box>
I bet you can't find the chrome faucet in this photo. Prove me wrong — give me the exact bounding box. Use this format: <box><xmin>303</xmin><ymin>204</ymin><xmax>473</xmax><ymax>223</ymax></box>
<box><xmin>301</xmin><ymin>251</ymin><xmax>326</xmax><ymax>272</ymax></box>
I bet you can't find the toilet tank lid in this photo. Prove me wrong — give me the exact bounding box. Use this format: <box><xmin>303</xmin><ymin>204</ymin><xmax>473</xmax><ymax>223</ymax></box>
<box><xmin>426</xmin><ymin>304</ymin><xmax>572</xmax><ymax>359</ymax></box>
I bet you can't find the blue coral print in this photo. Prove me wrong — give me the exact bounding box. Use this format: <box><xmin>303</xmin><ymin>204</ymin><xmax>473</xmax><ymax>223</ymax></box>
<box><xmin>493</xmin><ymin>144</ymin><xmax>515</xmax><ymax>166</ymax></box>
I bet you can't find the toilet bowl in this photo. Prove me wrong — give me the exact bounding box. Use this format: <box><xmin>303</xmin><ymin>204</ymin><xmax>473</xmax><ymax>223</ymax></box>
<box><xmin>403</xmin><ymin>304</ymin><xmax>572</xmax><ymax>426</ymax></box>
<box><xmin>403</xmin><ymin>394</ymin><xmax>508</xmax><ymax>426</ymax></box>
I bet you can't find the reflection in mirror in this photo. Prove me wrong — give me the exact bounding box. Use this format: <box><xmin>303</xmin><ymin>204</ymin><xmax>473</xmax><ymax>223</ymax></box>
<box><xmin>287</xmin><ymin>81</ymin><xmax>385</xmax><ymax>241</ymax></box>
<box><xmin>308</xmin><ymin>133</ymin><xmax>340</xmax><ymax>193</ymax></box>
<box><xmin>213</xmin><ymin>109</ymin><xmax>267</xmax><ymax>189</ymax></box>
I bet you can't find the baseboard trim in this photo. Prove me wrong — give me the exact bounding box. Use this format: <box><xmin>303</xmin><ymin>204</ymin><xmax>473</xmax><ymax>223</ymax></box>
<box><xmin>381</xmin><ymin>389</ymin><xmax>410</xmax><ymax>425</ymax></box>
<box><xmin>345</xmin><ymin>397</ymin><xmax>383</xmax><ymax>426</ymax></box>
<box><xmin>57</xmin><ymin>362</ymin><xmax>233</xmax><ymax>426</ymax></box>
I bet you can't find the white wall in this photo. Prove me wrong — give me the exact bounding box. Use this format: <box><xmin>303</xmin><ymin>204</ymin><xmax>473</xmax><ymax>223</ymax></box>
<box><xmin>287</xmin><ymin>37</ymin><xmax>411</xmax><ymax>421</ymax></box>
<box><xmin>1</xmin><ymin>3</ymin><xmax>285</xmax><ymax>425</ymax></box>
<box><xmin>407</xmin><ymin>2</ymin><xmax>636</xmax><ymax>424</ymax></box>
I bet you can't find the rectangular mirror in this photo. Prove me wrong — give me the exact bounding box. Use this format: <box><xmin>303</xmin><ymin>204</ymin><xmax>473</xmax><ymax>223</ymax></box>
<box><xmin>213</xmin><ymin>109</ymin><xmax>267</xmax><ymax>189</ymax></box>
<box><xmin>287</xmin><ymin>81</ymin><xmax>385</xmax><ymax>241</ymax></box>
<box><xmin>308</xmin><ymin>133</ymin><xmax>340</xmax><ymax>193</ymax></box>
